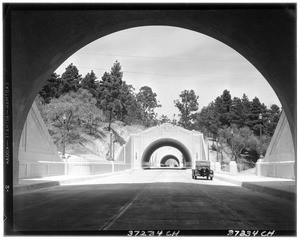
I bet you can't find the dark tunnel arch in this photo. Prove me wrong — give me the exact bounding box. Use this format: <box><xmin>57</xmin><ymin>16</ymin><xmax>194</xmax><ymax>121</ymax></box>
<box><xmin>160</xmin><ymin>155</ymin><xmax>180</xmax><ymax>167</ymax></box>
<box><xmin>9</xmin><ymin>6</ymin><xmax>296</xmax><ymax>184</ymax></box>
<box><xmin>141</xmin><ymin>138</ymin><xmax>192</xmax><ymax>168</ymax></box>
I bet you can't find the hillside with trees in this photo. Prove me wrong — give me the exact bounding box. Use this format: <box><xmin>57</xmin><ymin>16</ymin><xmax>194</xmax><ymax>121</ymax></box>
<box><xmin>174</xmin><ymin>89</ymin><xmax>281</xmax><ymax>171</ymax></box>
<box><xmin>36</xmin><ymin>61</ymin><xmax>281</xmax><ymax>170</ymax></box>
<box><xmin>36</xmin><ymin>61</ymin><xmax>160</xmax><ymax>161</ymax></box>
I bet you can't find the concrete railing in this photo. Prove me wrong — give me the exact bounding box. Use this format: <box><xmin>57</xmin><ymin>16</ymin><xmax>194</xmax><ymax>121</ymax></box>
<box><xmin>66</xmin><ymin>162</ymin><xmax>112</xmax><ymax>175</ymax></box>
<box><xmin>19</xmin><ymin>160</ymin><xmax>132</xmax><ymax>179</ymax></box>
<box><xmin>65</xmin><ymin>161</ymin><xmax>132</xmax><ymax>176</ymax></box>
<box><xmin>256</xmin><ymin>160</ymin><xmax>294</xmax><ymax>179</ymax></box>
<box><xmin>19</xmin><ymin>161</ymin><xmax>65</xmax><ymax>179</ymax></box>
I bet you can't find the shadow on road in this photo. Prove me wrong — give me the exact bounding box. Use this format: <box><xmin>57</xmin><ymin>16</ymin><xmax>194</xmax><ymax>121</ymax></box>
<box><xmin>192</xmin><ymin>177</ymin><xmax>211</xmax><ymax>181</ymax></box>
<box><xmin>143</xmin><ymin>167</ymin><xmax>187</xmax><ymax>170</ymax></box>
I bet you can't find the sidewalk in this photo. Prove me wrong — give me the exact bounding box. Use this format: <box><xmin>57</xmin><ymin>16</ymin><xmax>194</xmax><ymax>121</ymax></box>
<box><xmin>214</xmin><ymin>171</ymin><xmax>296</xmax><ymax>201</ymax></box>
<box><xmin>14</xmin><ymin>170</ymin><xmax>134</xmax><ymax>195</ymax></box>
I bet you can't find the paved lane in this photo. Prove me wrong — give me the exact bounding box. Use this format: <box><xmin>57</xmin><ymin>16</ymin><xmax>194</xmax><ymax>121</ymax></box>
<box><xmin>13</xmin><ymin>169</ymin><xmax>295</xmax><ymax>233</ymax></box>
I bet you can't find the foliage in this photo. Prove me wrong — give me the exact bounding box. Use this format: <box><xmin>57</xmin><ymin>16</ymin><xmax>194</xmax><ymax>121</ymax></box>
<box><xmin>136</xmin><ymin>86</ymin><xmax>161</xmax><ymax>127</ymax></box>
<box><xmin>38</xmin><ymin>73</ymin><xmax>62</xmax><ymax>104</ymax></box>
<box><xmin>266</xmin><ymin>104</ymin><xmax>281</xmax><ymax>136</ymax></box>
<box><xmin>195</xmin><ymin>90</ymin><xmax>281</xmax><ymax>166</ymax></box>
<box><xmin>123</xmin><ymin>95</ymin><xmax>144</xmax><ymax>125</ymax></box>
<box><xmin>37</xmin><ymin>61</ymin><xmax>162</xmax><ymax>131</ymax></box>
<box><xmin>80</xmin><ymin>70</ymin><xmax>99</xmax><ymax>98</ymax></box>
<box><xmin>196</xmin><ymin>90</ymin><xmax>281</xmax><ymax>138</ymax></box>
<box><xmin>98</xmin><ymin>61</ymin><xmax>128</xmax><ymax>130</ymax></box>
<box><xmin>241</xmin><ymin>93</ymin><xmax>252</xmax><ymax>127</ymax></box>
<box><xmin>117</xmin><ymin>82</ymin><xmax>137</xmax><ymax>122</ymax></box>
<box><xmin>60</xmin><ymin>63</ymin><xmax>82</xmax><ymax>95</ymax></box>
<box><xmin>37</xmin><ymin>88</ymin><xmax>104</xmax><ymax>149</ymax></box>
<box><xmin>159</xmin><ymin>114</ymin><xmax>171</xmax><ymax>124</ymax></box>
<box><xmin>217</xmin><ymin>125</ymin><xmax>267</xmax><ymax>171</ymax></box>
<box><xmin>174</xmin><ymin>89</ymin><xmax>199</xmax><ymax>129</ymax></box>
<box><xmin>218</xmin><ymin>126</ymin><xmax>259</xmax><ymax>162</ymax></box>
<box><xmin>230</xmin><ymin>97</ymin><xmax>244</xmax><ymax>127</ymax></box>
<box><xmin>194</xmin><ymin>102</ymin><xmax>220</xmax><ymax>137</ymax></box>
<box><xmin>36</xmin><ymin>60</ymin><xmax>282</xmax><ymax>167</ymax></box>
<box><xmin>248</xmin><ymin>97</ymin><xmax>267</xmax><ymax>135</ymax></box>
<box><xmin>217</xmin><ymin>89</ymin><xmax>232</xmax><ymax>126</ymax></box>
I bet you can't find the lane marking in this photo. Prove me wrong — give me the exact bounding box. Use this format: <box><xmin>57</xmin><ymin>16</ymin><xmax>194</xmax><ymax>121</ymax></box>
<box><xmin>99</xmin><ymin>187</ymin><xmax>147</xmax><ymax>230</ymax></box>
<box><xmin>99</xmin><ymin>170</ymin><xmax>163</xmax><ymax>230</ymax></box>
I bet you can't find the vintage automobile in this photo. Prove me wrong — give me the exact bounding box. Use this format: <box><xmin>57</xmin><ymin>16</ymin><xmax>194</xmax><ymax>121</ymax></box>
<box><xmin>192</xmin><ymin>160</ymin><xmax>214</xmax><ymax>180</ymax></box>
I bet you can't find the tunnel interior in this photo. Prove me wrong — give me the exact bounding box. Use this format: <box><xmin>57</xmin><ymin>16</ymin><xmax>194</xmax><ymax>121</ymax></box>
<box><xmin>160</xmin><ymin>155</ymin><xmax>180</xmax><ymax>167</ymax></box>
<box><xmin>141</xmin><ymin>138</ymin><xmax>192</xmax><ymax>168</ymax></box>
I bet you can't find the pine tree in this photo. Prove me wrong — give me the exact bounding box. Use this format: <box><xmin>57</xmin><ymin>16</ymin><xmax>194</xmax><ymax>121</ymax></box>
<box><xmin>195</xmin><ymin>102</ymin><xmax>220</xmax><ymax>138</ymax></box>
<box><xmin>230</xmin><ymin>97</ymin><xmax>244</xmax><ymax>127</ymax></box>
<box><xmin>241</xmin><ymin>93</ymin><xmax>252</xmax><ymax>127</ymax></box>
<box><xmin>39</xmin><ymin>72</ymin><xmax>62</xmax><ymax>103</ymax></box>
<box><xmin>60</xmin><ymin>63</ymin><xmax>82</xmax><ymax>95</ymax></box>
<box><xmin>266</xmin><ymin>104</ymin><xmax>281</xmax><ymax>136</ymax></box>
<box><xmin>174</xmin><ymin>89</ymin><xmax>199</xmax><ymax>129</ymax></box>
<box><xmin>219</xmin><ymin>89</ymin><xmax>232</xmax><ymax>127</ymax></box>
<box><xmin>98</xmin><ymin>61</ymin><xmax>132</xmax><ymax>130</ymax></box>
<box><xmin>81</xmin><ymin>70</ymin><xmax>98</xmax><ymax>97</ymax></box>
<box><xmin>117</xmin><ymin>81</ymin><xmax>136</xmax><ymax>122</ymax></box>
<box><xmin>249</xmin><ymin>97</ymin><xmax>267</xmax><ymax>136</ymax></box>
<box><xmin>137</xmin><ymin>86</ymin><xmax>161</xmax><ymax>126</ymax></box>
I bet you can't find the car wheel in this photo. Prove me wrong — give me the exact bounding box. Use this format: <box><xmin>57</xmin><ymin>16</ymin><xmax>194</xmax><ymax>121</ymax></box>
<box><xmin>210</xmin><ymin>176</ymin><xmax>213</xmax><ymax>180</ymax></box>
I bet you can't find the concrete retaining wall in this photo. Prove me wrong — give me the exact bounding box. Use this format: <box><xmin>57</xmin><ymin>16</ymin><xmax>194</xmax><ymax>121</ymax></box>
<box><xmin>256</xmin><ymin>111</ymin><xmax>295</xmax><ymax>179</ymax></box>
<box><xmin>18</xmin><ymin>102</ymin><xmax>64</xmax><ymax>179</ymax></box>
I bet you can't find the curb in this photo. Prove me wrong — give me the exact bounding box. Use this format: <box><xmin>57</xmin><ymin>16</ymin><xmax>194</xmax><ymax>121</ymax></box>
<box><xmin>214</xmin><ymin>174</ymin><xmax>243</xmax><ymax>186</ymax></box>
<box><xmin>241</xmin><ymin>182</ymin><xmax>295</xmax><ymax>202</ymax></box>
<box><xmin>14</xmin><ymin>181</ymin><xmax>60</xmax><ymax>195</ymax></box>
<box><xmin>214</xmin><ymin>174</ymin><xmax>295</xmax><ymax>201</ymax></box>
<box><xmin>58</xmin><ymin>169</ymin><xmax>136</xmax><ymax>184</ymax></box>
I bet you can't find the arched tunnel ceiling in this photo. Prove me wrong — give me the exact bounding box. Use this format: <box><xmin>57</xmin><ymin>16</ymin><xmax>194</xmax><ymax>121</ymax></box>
<box><xmin>142</xmin><ymin>138</ymin><xmax>192</xmax><ymax>165</ymax></box>
<box><xmin>6</xmin><ymin>4</ymin><xmax>296</xmax><ymax>185</ymax></box>
<box><xmin>160</xmin><ymin>155</ymin><xmax>180</xmax><ymax>166</ymax></box>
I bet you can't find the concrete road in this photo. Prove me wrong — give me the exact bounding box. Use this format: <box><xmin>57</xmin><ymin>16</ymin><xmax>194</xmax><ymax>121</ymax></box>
<box><xmin>13</xmin><ymin>169</ymin><xmax>296</xmax><ymax>234</ymax></box>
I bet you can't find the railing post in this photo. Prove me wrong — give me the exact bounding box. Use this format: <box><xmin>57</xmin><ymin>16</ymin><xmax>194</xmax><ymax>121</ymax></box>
<box><xmin>112</xmin><ymin>161</ymin><xmax>114</xmax><ymax>173</ymax></box>
<box><xmin>64</xmin><ymin>161</ymin><xmax>68</xmax><ymax>175</ymax></box>
<box><xmin>229</xmin><ymin>161</ymin><xmax>238</xmax><ymax>175</ymax></box>
<box><xmin>215</xmin><ymin>162</ymin><xmax>221</xmax><ymax>172</ymax></box>
<box><xmin>256</xmin><ymin>159</ymin><xmax>262</xmax><ymax>176</ymax></box>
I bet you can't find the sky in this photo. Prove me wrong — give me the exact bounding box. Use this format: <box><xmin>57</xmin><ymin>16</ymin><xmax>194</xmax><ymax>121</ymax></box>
<box><xmin>55</xmin><ymin>26</ymin><xmax>281</xmax><ymax>119</ymax></box>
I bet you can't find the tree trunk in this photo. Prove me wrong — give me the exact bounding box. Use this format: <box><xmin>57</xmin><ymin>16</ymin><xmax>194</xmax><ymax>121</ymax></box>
<box><xmin>108</xmin><ymin>110</ymin><xmax>112</xmax><ymax>131</ymax></box>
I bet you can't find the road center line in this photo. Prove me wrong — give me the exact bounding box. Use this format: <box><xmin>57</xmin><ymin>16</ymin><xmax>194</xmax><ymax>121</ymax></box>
<box><xmin>98</xmin><ymin>187</ymin><xmax>148</xmax><ymax>230</ymax></box>
<box><xmin>98</xmin><ymin>170</ymin><xmax>164</xmax><ymax>230</ymax></box>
